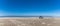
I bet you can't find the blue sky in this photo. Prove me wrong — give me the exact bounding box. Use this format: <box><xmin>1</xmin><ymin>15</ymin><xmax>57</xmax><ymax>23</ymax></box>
<box><xmin>0</xmin><ymin>0</ymin><xmax>60</xmax><ymax>16</ymax></box>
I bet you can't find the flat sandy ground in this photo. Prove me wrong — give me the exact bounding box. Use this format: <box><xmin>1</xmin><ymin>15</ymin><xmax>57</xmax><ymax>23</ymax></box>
<box><xmin>0</xmin><ymin>18</ymin><xmax>59</xmax><ymax>26</ymax></box>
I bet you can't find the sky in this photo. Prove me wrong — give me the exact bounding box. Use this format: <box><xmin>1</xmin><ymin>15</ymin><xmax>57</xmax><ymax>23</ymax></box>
<box><xmin>0</xmin><ymin>0</ymin><xmax>60</xmax><ymax>16</ymax></box>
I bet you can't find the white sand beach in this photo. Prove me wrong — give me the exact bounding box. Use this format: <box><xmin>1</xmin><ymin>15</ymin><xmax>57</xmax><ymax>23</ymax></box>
<box><xmin>0</xmin><ymin>17</ymin><xmax>60</xmax><ymax>26</ymax></box>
